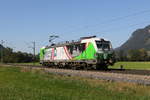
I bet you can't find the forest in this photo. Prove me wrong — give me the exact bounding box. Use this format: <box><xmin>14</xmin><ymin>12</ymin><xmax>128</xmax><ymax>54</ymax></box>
<box><xmin>0</xmin><ymin>44</ymin><xmax>39</xmax><ymax>63</ymax></box>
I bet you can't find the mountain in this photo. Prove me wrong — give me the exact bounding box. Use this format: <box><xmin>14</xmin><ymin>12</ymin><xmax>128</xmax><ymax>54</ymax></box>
<box><xmin>117</xmin><ymin>25</ymin><xmax>150</xmax><ymax>52</ymax></box>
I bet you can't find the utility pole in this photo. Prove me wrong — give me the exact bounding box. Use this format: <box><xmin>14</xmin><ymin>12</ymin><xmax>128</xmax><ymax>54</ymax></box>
<box><xmin>0</xmin><ymin>40</ymin><xmax>4</xmax><ymax>63</ymax></box>
<box><xmin>28</xmin><ymin>41</ymin><xmax>36</xmax><ymax>65</ymax></box>
<box><xmin>32</xmin><ymin>41</ymin><xmax>36</xmax><ymax>65</ymax></box>
<box><xmin>33</xmin><ymin>41</ymin><xmax>35</xmax><ymax>62</ymax></box>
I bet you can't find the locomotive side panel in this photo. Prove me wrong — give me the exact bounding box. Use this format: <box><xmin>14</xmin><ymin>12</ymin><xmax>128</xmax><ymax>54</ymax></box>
<box><xmin>43</xmin><ymin>48</ymin><xmax>52</xmax><ymax>61</ymax></box>
<box><xmin>74</xmin><ymin>42</ymin><xmax>96</xmax><ymax>60</ymax></box>
<box><xmin>53</xmin><ymin>46</ymin><xmax>71</xmax><ymax>60</ymax></box>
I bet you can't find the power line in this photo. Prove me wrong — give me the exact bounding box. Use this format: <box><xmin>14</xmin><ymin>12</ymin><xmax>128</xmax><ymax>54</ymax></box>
<box><xmin>64</xmin><ymin>9</ymin><xmax>150</xmax><ymax>34</ymax></box>
<box><xmin>95</xmin><ymin>20</ymin><xmax>150</xmax><ymax>35</ymax></box>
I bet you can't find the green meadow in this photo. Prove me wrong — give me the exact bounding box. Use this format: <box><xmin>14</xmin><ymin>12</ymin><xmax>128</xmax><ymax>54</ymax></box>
<box><xmin>0</xmin><ymin>66</ymin><xmax>150</xmax><ymax>100</ymax></box>
<box><xmin>111</xmin><ymin>62</ymin><xmax>150</xmax><ymax>70</ymax></box>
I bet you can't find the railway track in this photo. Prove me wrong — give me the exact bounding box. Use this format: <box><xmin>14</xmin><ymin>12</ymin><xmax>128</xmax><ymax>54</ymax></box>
<box><xmin>5</xmin><ymin>64</ymin><xmax>150</xmax><ymax>76</ymax></box>
<box><xmin>1</xmin><ymin>64</ymin><xmax>150</xmax><ymax>85</ymax></box>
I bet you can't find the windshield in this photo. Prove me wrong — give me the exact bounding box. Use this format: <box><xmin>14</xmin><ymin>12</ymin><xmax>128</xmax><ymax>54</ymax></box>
<box><xmin>96</xmin><ymin>41</ymin><xmax>110</xmax><ymax>50</ymax></box>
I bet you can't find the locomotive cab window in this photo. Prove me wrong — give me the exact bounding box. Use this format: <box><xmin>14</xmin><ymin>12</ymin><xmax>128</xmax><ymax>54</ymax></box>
<box><xmin>96</xmin><ymin>40</ymin><xmax>111</xmax><ymax>50</ymax></box>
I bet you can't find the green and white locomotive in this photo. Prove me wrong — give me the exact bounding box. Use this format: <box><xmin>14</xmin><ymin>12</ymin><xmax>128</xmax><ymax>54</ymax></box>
<box><xmin>40</xmin><ymin>36</ymin><xmax>115</xmax><ymax>69</ymax></box>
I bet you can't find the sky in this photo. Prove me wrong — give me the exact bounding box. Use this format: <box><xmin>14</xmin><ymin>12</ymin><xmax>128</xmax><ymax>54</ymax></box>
<box><xmin>1</xmin><ymin>0</ymin><xmax>150</xmax><ymax>54</ymax></box>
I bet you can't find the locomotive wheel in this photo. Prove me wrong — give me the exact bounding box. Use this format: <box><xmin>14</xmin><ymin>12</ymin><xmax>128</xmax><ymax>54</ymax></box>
<box><xmin>58</xmin><ymin>64</ymin><xmax>64</xmax><ymax>68</ymax></box>
<box><xmin>96</xmin><ymin>64</ymin><xmax>108</xmax><ymax>70</ymax></box>
<box><xmin>83</xmin><ymin>63</ymin><xmax>88</xmax><ymax>70</ymax></box>
<box><xmin>71</xmin><ymin>65</ymin><xmax>78</xmax><ymax>70</ymax></box>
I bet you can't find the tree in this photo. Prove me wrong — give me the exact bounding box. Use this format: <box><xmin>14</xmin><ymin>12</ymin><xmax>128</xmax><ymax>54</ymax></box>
<box><xmin>115</xmin><ymin>50</ymin><xmax>128</xmax><ymax>61</ymax></box>
<box><xmin>127</xmin><ymin>49</ymin><xmax>148</xmax><ymax>61</ymax></box>
<box><xmin>139</xmin><ymin>48</ymin><xmax>148</xmax><ymax>61</ymax></box>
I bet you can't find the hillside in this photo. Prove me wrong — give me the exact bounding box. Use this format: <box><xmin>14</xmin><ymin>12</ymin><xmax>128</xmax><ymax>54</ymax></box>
<box><xmin>117</xmin><ymin>25</ymin><xmax>150</xmax><ymax>51</ymax></box>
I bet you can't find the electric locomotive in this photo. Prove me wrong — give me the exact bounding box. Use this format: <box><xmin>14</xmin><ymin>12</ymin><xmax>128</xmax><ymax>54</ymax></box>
<box><xmin>40</xmin><ymin>36</ymin><xmax>115</xmax><ymax>69</ymax></box>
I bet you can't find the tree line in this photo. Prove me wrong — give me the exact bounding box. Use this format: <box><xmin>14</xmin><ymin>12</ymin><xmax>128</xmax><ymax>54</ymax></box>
<box><xmin>115</xmin><ymin>48</ymin><xmax>150</xmax><ymax>61</ymax></box>
<box><xmin>0</xmin><ymin>45</ymin><xmax>39</xmax><ymax>63</ymax></box>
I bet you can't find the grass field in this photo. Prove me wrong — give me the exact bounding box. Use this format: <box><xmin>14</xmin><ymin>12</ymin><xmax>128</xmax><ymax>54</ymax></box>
<box><xmin>0</xmin><ymin>66</ymin><xmax>150</xmax><ymax>100</ymax></box>
<box><xmin>110</xmin><ymin>62</ymin><xmax>150</xmax><ymax>70</ymax></box>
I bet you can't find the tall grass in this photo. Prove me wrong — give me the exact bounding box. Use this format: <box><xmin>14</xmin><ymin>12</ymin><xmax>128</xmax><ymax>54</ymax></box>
<box><xmin>0</xmin><ymin>66</ymin><xmax>150</xmax><ymax>100</ymax></box>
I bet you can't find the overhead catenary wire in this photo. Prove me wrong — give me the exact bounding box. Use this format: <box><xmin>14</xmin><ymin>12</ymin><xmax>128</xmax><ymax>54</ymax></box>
<box><xmin>63</xmin><ymin>9</ymin><xmax>150</xmax><ymax>34</ymax></box>
<box><xmin>94</xmin><ymin>20</ymin><xmax>150</xmax><ymax>35</ymax></box>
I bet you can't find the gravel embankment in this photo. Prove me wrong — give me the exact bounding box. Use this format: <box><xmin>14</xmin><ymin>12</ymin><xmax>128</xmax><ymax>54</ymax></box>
<box><xmin>34</xmin><ymin>67</ymin><xmax>150</xmax><ymax>85</ymax></box>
